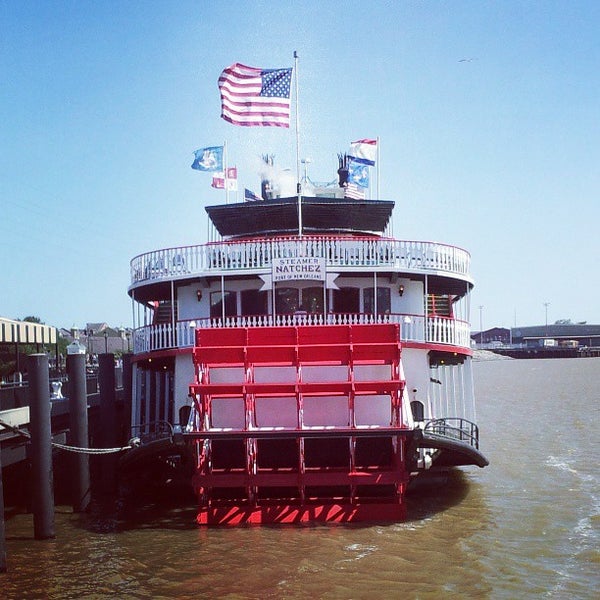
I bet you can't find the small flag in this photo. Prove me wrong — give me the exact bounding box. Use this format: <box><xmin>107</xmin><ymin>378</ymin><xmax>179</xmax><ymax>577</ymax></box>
<box><xmin>244</xmin><ymin>188</ymin><xmax>262</xmax><ymax>202</ymax></box>
<box><xmin>212</xmin><ymin>167</ymin><xmax>238</xmax><ymax>191</ymax></box>
<box><xmin>349</xmin><ymin>139</ymin><xmax>377</xmax><ymax>166</ymax></box>
<box><xmin>344</xmin><ymin>183</ymin><xmax>365</xmax><ymax>200</ymax></box>
<box><xmin>218</xmin><ymin>63</ymin><xmax>293</xmax><ymax>127</ymax></box>
<box><xmin>347</xmin><ymin>159</ymin><xmax>370</xmax><ymax>188</ymax></box>
<box><xmin>211</xmin><ymin>173</ymin><xmax>225</xmax><ymax>189</ymax></box>
<box><xmin>192</xmin><ymin>146</ymin><xmax>223</xmax><ymax>171</ymax></box>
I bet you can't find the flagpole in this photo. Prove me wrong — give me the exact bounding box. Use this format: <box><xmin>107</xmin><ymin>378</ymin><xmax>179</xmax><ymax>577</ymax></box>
<box><xmin>376</xmin><ymin>135</ymin><xmax>380</xmax><ymax>200</ymax></box>
<box><xmin>223</xmin><ymin>140</ymin><xmax>229</xmax><ymax>204</ymax></box>
<box><xmin>294</xmin><ymin>50</ymin><xmax>302</xmax><ymax>237</ymax></box>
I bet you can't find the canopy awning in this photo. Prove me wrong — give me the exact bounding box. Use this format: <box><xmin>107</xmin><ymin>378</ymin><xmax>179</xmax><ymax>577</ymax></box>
<box><xmin>0</xmin><ymin>317</ymin><xmax>57</xmax><ymax>345</ymax></box>
<box><xmin>205</xmin><ymin>196</ymin><xmax>395</xmax><ymax>239</ymax></box>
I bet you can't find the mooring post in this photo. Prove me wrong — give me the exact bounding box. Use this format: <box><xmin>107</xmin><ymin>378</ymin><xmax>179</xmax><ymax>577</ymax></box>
<box><xmin>122</xmin><ymin>353</ymin><xmax>133</xmax><ymax>437</ymax></box>
<box><xmin>98</xmin><ymin>354</ymin><xmax>117</xmax><ymax>496</ymax></box>
<box><xmin>28</xmin><ymin>353</ymin><xmax>55</xmax><ymax>540</ymax></box>
<box><xmin>67</xmin><ymin>352</ymin><xmax>90</xmax><ymax>512</ymax></box>
<box><xmin>0</xmin><ymin>448</ymin><xmax>7</xmax><ymax>572</ymax></box>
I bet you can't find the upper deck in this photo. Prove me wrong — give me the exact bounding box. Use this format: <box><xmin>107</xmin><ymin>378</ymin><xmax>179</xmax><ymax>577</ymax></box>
<box><xmin>129</xmin><ymin>196</ymin><xmax>472</xmax><ymax>299</ymax></box>
<box><xmin>129</xmin><ymin>235</ymin><xmax>472</xmax><ymax>298</ymax></box>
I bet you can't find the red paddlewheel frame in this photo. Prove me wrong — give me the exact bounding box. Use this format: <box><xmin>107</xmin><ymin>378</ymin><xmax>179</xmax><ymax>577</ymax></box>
<box><xmin>189</xmin><ymin>323</ymin><xmax>413</xmax><ymax>525</ymax></box>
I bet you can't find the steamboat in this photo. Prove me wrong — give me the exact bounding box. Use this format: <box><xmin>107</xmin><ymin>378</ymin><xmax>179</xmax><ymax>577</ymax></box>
<box><xmin>124</xmin><ymin>159</ymin><xmax>488</xmax><ymax>525</ymax></box>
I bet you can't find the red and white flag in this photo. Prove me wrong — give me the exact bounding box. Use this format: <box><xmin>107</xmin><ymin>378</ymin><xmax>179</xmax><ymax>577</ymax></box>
<box><xmin>349</xmin><ymin>139</ymin><xmax>377</xmax><ymax>166</ymax></box>
<box><xmin>211</xmin><ymin>173</ymin><xmax>225</xmax><ymax>189</ymax></box>
<box><xmin>212</xmin><ymin>167</ymin><xmax>238</xmax><ymax>191</ymax></box>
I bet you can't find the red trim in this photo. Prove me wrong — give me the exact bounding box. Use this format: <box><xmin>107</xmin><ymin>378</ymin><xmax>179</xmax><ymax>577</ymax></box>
<box><xmin>131</xmin><ymin>347</ymin><xmax>192</xmax><ymax>364</ymax></box>
<box><xmin>402</xmin><ymin>341</ymin><xmax>473</xmax><ymax>356</ymax></box>
<box><xmin>131</xmin><ymin>340</ymin><xmax>472</xmax><ymax>365</ymax></box>
<box><xmin>196</xmin><ymin>502</ymin><xmax>406</xmax><ymax>525</ymax></box>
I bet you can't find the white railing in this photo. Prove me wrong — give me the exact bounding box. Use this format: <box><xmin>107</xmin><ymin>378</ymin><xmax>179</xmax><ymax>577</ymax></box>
<box><xmin>132</xmin><ymin>314</ymin><xmax>471</xmax><ymax>354</ymax></box>
<box><xmin>130</xmin><ymin>237</ymin><xmax>471</xmax><ymax>286</ymax></box>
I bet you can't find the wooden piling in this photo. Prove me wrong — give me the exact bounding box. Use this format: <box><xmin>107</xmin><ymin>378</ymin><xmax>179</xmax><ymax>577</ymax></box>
<box><xmin>98</xmin><ymin>354</ymin><xmax>117</xmax><ymax>496</ymax></box>
<box><xmin>122</xmin><ymin>353</ymin><xmax>133</xmax><ymax>437</ymax></box>
<box><xmin>0</xmin><ymin>448</ymin><xmax>7</xmax><ymax>572</ymax></box>
<box><xmin>67</xmin><ymin>353</ymin><xmax>90</xmax><ymax>512</ymax></box>
<box><xmin>28</xmin><ymin>353</ymin><xmax>55</xmax><ymax>540</ymax></box>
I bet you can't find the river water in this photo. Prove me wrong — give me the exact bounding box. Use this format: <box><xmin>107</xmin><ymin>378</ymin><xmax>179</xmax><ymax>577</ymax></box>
<box><xmin>2</xmin><ymin>358</ymin><xmax>599</xmax><ymax>599</ymax></box>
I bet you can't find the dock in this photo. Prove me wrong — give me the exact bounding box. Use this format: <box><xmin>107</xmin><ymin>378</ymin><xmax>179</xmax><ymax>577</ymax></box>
<box><xmin>489</xmin><ymin>346</ymin><xmax>600</xmax><ymax>359</ymax></box>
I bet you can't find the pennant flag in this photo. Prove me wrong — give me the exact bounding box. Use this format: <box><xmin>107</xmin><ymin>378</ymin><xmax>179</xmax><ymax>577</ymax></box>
<box><xmin>192</xmin><ymin>146</ymin><xmax>223</xmax><ymax>171</ymax></box>
<box><xmin>218</xmin><ymin>63</ymin><xmax>293</xmax><ymax>127</ymax></box>
<box><xmin>347</xmin><ymin>159</ymin><xmax>370</xmax><ymax>188</ymax></box>
<box><xmin>245</xmin><ymin>188</ymin><xmax>262</xmax><ymax>202</ymax></box>
<box><xmin>225</xmin><ymin>166</ymin><xmax>237</xmax><ymax>180</ymax></box>
<box><xmin>344</xmin><ymin>183</ymin><xmax>365</xmax><ymax>200</ymax></box>
<box><xmin>349</xmin><ymin>139</ymin><xmax>377</xmax><ymax>166</ymax></box>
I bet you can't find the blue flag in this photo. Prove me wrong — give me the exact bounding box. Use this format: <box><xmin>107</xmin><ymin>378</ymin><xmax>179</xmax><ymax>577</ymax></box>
<box><xmin>347</xmin><ymin>159</ymin><xmax>369</xmax><ymax>188</ymax></box>
<box><xmin>191</xmin><ymin>146</ymin><xmax>223</xmax><ymax>172</ymax></box>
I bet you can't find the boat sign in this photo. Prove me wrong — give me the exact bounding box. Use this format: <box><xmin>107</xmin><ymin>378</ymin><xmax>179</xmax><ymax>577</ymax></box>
<box><xmin>272</xmin><ymin>257</ymin><xmax>326</xmax><ymax>281</ymax></box>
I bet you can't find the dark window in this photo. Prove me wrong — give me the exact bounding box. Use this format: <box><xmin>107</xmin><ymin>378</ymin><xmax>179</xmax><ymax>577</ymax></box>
<box><xmin>241</xmin><ymin>289</ymin><xmax>268</xmax><ymax>315</ymax></box>
<box><xmin>302</xmin><ymin>286</ymin><xmax>324</xmax><ymax>313</ymax></box>
<box><xmin>275</xmin><ymin>287</ymin><xmax>300</xmax><ymax>314</ymax></box>
<box><xmin>333</xmin><ymin>287</ymin><xmax>360</xmax><ymax>313</ymax></box>
<box><xmin>410</xmin><ymin>400</ymin><xmax>424</xmax><ymax>421</ymax></box>
<box><xmin>210</xmin><ymin>291</ymin><xmax>237</xmax><ymax>318</ymax></box>
<box><xmin>364</xmin><ymin>287</ymin><xmax>391</xmax><ymax>315</ymax></box>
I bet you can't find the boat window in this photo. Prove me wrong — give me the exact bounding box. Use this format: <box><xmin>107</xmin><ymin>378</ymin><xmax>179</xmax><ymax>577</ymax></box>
<box><xmin>364</xmin><ymin>287</ymin><xmax>391</xmax><ymax>315</ymax></box>
<box><xmin>332</xmin><ymin>287</ymin><xmax>360</xmax><ymax>313</ymax></box>
<box><xmin>427</xmin><ymin>294</ymin><xmax>453</xmax><ymax>317</ymax></box>
<box><xmin>241</xmin><ymin>289</ymin><xmax>268</xmax><ymax>316</ymax></box>
<box><xmin>210</xmin><ymin>291</ymin><xmax>237</xmax><ymax>318</ymax></box>
<box><xmin>302</xmin><ymin>286</ymin><xmax>324</xmax><ymax>313</ymax></box>
<box><xmin>275</xmin><ymin>287</ymin><xmax>300</xmax><ymax>314</ymax></box>
<box><xmin>410</xmin><ymin>400</ymin><xmax>425</xmax><ymax>421</ymax></box>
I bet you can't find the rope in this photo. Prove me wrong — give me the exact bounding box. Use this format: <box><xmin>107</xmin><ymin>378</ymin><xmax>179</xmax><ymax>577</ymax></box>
<box><xmin>0</xmin><ymin>418</ymin><xmax>135</xmax><ymax>454</ymax></box>
<box><xmin>51</xmin><ymin>442</ymin><xmax>133</xmax><ymax>454</ymax></box>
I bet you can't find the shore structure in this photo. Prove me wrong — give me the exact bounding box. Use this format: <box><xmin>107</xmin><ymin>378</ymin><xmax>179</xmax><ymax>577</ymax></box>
<box><xmin>125</xmin><ymin>156</ymin><xmax>488</xmax><ymax>525</ymax></box>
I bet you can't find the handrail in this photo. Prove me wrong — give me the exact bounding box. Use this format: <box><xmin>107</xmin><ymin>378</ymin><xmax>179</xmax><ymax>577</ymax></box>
<box><xmin>423</xmin><ymin>418</ymin><xmax>480</xmax><ymax>449</ymax></box>
<box><xmin>130</xmin><ymin>420</ymin><xmax>174</xmax><ymax>442</ymax></box>
<box><xmin>131</xmin><ymin>313</ymin><xmax>472</xmax><ymax>354</ymax></box>
<box><xmin>130</xmin><ymin>237</ymin><xmax>472</xmax><ymax>287</ymax></box>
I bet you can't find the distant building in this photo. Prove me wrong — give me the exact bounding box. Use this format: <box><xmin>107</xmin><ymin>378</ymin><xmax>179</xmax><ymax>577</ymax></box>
<box><xmin>471</xmin><ymin>327</ymin><xmax>510</xmax><ymax>346</ymax></box>
<box><xmin>511</xmin><ymin>323</ymin><xmax>600</xmax><ymax>348</ymax></box>
<box><xmin>60</xmin><ymin>324</ymin><xmax>132</xmax><ymax>356</ymax></box>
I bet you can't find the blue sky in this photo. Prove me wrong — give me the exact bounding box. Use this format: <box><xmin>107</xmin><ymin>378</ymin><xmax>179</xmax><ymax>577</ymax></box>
<box><xmin>2</xmin><ymin>0</ymin><xmax>599</xmax><ymax>331</ymax></box>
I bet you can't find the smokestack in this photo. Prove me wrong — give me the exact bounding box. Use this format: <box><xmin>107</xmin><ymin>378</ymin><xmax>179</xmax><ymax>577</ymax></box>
<box><xmin>261</xmin><ymin>154</ymin><xmax>274</xmax><ymax>200</ymax></box>
<box><xmin>337</xmin><ymin>153</ymin><xmax>349</xmax><ymax>187</ymax></box>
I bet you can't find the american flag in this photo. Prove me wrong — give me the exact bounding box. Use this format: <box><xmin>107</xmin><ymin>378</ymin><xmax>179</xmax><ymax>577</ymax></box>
<box><xmin>218</xmin><ymin>63</ymin><xmax>293</xmax><ymax>127</ymax></box>
<box><xmin>344</xmin><ymin>183</ymin><xmax>365</xmax><ymax>200</ymax></box>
